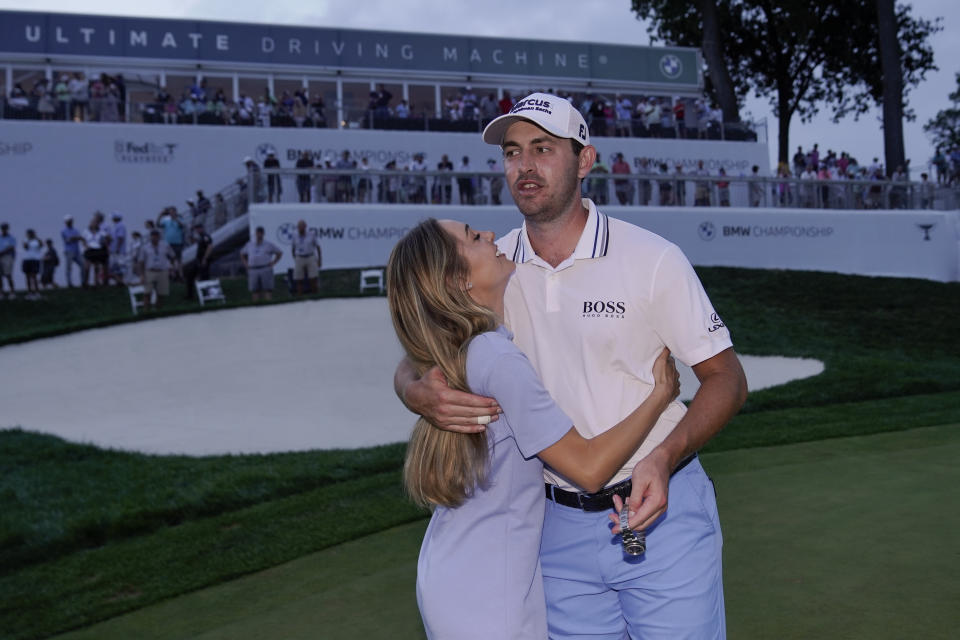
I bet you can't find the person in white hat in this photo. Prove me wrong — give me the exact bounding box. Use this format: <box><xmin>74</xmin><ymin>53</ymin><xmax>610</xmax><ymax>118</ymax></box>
<box><xmin>396</xmin><ymin>92</ymin><xmax>747</xmax><ymax>638</ymax></box>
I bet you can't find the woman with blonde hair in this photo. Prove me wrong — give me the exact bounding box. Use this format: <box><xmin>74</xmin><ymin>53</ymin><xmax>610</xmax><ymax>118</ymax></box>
<box><xmin>387</xmin><ymin>218</ymin><xmax>680</xmax><ymax>638</ymax></box>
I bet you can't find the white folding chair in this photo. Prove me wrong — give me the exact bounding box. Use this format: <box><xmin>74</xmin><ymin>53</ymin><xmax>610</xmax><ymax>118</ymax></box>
<box><xmin>196</xmin><ymin>279</ymin><xmax>226</xmax><ymax>306</ymax></box>
<box><xmin>359</xmin><ymin>268</ymin><xmax>385</xmax><ymax>294</ymax></box>
<box><xmin>128</xmin><ymin>285</ymin><xmax>156</xmax><ymax>315</ymax></box>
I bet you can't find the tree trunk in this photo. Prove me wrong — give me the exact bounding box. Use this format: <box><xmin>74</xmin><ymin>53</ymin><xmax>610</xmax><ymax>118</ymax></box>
<box><xmin>777</xmin><ymin>85</ymin><xmax>792</xmax><ymax>169</ymax></box>
<box><xmin>698</xmin><ymin>0</ymin><xmax>740</xmax><ymax>123</ymax></box>
<box><xmin>876</xmin><ymin>0</ymin><xmax>905</xmax><ymax>177</ymax></box>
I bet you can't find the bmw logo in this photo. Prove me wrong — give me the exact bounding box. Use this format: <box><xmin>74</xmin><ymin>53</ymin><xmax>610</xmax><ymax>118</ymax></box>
<box><xmin>277</xmin><ymin>222</ymin><xmax>296</xmax><ymax>244</ymax></box>
<box><xmin>255</xmin><ymin>143</ymin><xmax>278</xmax><ymax>165</ymax></box>
<box><xmin>698</xmin><ymin>221</ymin><xmax>716</xmax><ymax>241</ymax></box>
<box><xmin>659</xmin><ymin>54</ymin><xmax>683</xmax><ymax>79</ymax></box>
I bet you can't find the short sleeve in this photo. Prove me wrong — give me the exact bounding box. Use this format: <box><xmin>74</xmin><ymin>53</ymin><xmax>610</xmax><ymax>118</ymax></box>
<box><xmin>467</xmin><ymin>333</ymin><xmax>573</xmax><ymax>459</ymax></box>
<box><xmin>646</xmin><ymin>244</ymin><xmax>733</xmax><ymax>367</ymax></box>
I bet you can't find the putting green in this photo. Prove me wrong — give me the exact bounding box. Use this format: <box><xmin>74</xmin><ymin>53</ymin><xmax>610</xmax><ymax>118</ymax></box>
<box><xmin>54</xmin><ymin>425</ymin><xmax>959</xmax><ymax>640</ymax></box>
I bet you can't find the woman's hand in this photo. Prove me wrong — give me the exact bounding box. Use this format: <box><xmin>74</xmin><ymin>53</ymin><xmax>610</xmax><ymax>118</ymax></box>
<box><xmin>650</xmin><ymin>348</ymin><xmax>680</xmax><ymax>407</ymax></box>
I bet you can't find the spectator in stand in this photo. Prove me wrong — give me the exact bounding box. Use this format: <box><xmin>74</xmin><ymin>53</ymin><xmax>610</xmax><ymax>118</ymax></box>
<box><xmin>21</xmin><ymin>229</ymin><xmax>43</xmax><ymax>300</ymax></box>
<box><xmin>109</xmin><ymin>212</ymin><xmax>127</xmax><ymax>285</ymax></box>
<box><xmin>256</xmin><ymin>95</ymin><xmax>272</xmax><ymax>127</ymax></box>
<box><xmin>693</xmin><ymin>160</ymin><xmax>711</xmax><ymax>206</ymax></box>
<box><xmin>36</xmin><ymin>80</ymin><xmax>56</xmax><ymax>120</ymax></box>
<box><xmin>673</xmin><ymin>99</ymin><xmax>686</xmax><ymax>138</ymax></box>
<box><xmin>195</xmin><ymin>191</ymin><xmax>212</xmax><ymax>226</ymax></box>
<box><xmin>436</xmin><ymin>154</ymin><xmax>454</xmax><ymax>204</ymax></box>
<box><xmin>81</xmin><ymin>214</ymin><xmax>109</xmax><ymax>287</ymax></box>
<box><xmin>41</xmin><ymin>239</ymin><xmax>59</xmax><ymax>290</ymax></box>
<box><xmin>498</xmin><ymin>91</ymin><xmax>513</xmax><ymax>115</ymax></box>
<box><xmin>409</xmin><ymin>153</ymin><xmax>429</xmax><ymax>204</ymax></box>
<box><xmin>383</xmin><ymin>160</ymin><xmax>400</xmax><ymax>203</ymax></box>
<box><xmin>291</xmin><ymin>219</ymin><xmax>322</xmax><ymax>295</ymax></box>
<box><xmin>612</xmin><ymin>152</ymin><xmax>633</xmax><ymax>205</ymax></box>
<box><xmin>54</xmin><ymin>75</ymin><xmax>71</xmax><ymax>120</ymax></box>
<box><xmin>793</xmin><ymin>146</ymin><xmax>806</xmax><ymax>177</ymax></box>
<box><xmin>136</xmin><ymin>228</ymin><xmax>175</xmax><ymax>310</ymax></box>
<box><xmin>157</xmin><ymin>207</ymin><xmax>185</xmax><ymax>280</ymax></box>
<box><xmin>295</xmin><ymin>150</ymin><xmax>314</xmax><ymax>203</ymax></box>
<box><xmin>614</xmin><ymin>95</ymin><xmax>632</xmax><ymax>137</ymax></box>
<box><xmin>748</xmin><ymin>165</ymin><xmax>763</xmax><ymax>207</ymax></box>
<box><xmin>716</xmin><ymin>167</ymin><xmax>731</xmax><ymax>206</ymax></box>
<box><xmin>588</xmin><ymin>98</ymin><xmax>607</xmax><ymax>137</ymax></box>
<box><xmin>461</xmin><ymin>87</ymin><xmax>478</xmax><ymax>120</ymax></box>
<box><xmin>68</xmin><ymin>72</ymin><xmax>89</xmax><ymax>122</ymax></box>
<box><xmin>213</xmin><ymin>193</ymin><xmax>228</xmax><ymax>227</ymax></box>
<box><xmin>586</xmin><ymin>156</ymin><xmax>610</xmax><ymax>205</ymax></box>
<box><xmin>919</xmin><ymin>173</ymin><xmax>934</xmax><ymax>209</ymax></box>
<box><xmin>799</xmin><ymin>164</ymin><xmax>817</xmax><ymax>208</ymax></box>
<box><xmin>240</xmin><ymin>226</ymin><xmax>282</xmax><ymax>302</ymax></box>
<box><xmin>0</xmin><ymin>223</ymin><xmax>16</xmax><ymax>298</ymax></box>
<box><xmin>486</xmin><ymin>158</ymin><xmax>504</xmax><ymax>205</ymax></box>
<box><xmin>264</xmin><ymin>151</ymin><xmax>283</xmax><ymax>203</ymax></box>
<box><xmin>672</xmin><ymin>164</ymin><xmax>687</xmax><ymax>206</ymax></box>
<box><xmin>480</xmin><ymin>93</ymin><xmax>499</xmax><ymax>121</ymax></box>
<box><xmin>60</xmin><ymin>215</ymin><xmax>84</xmax><ymax>287</ymax></box>
<box><xmin>335</xmin><ymin>150</ymin><xmax>356</xmax><ymax>203</ymax></box>
<box><xmin>394</xmin><ymin>99</ymin><xmax>410</xmax><ymax>119</ymax></box>
<box><xmin>890</xmin><ymin>165</ymin><xmax>908</xmax><ymax>209</ymax></box>
<box><xmin>932</xmin><ymin>148</ymin><xmax>948</xmax><ymax>185</ymax></box>
<box><xmin>646</xmin><ymin>98</ymin><xmax>662</xmax><ymax>138</ymax></box>
<box><xmin>243</xmin><ymin>156</ymin><xmax>266</xmax><ymax>203</ymax></box>
<box><xmin>807</xmin><ymin>144</ymin><xmax>821</xmax><ymax>171</ymax></box>
<box><xmin>357</xmin><ymin>157</ymin><xmax>374</xmax><ymax>203</ymax></box>
<box><xmin>184</xmin><ymin>222</ymin><xmax>213</xmax><ymax>300</ymax></box>
<box><xmin>657</xmin><ymin>162</ymin><xmax>673</xmax><ymax>205</ymax></box>
<box><xmin>375</xmin><ymin>84</ymin><xmax>393</xmax><ymax>119</ymax></box>
<box><xmin>660</xmin><ymin>99</ymin><xmax>675</xmax><ymax>138</ymax></box>
<box><xmin>458</xmin><ymin>156</ymin><xmax>475</xmax><ymax>205</ymax></box>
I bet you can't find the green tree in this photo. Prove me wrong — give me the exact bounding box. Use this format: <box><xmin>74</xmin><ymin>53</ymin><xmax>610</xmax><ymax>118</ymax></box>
<box><xmin>923</xmin><ymin>72</ymin><xmax>960</xmax><ymax>151</ymax></box>
<box><xmin>631</xmin><ymin>0</ymin><xmax>940</xmax><ymax>167</ymax></box>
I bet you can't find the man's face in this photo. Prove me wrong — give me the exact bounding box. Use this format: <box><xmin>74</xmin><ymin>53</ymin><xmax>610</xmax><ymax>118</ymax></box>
<box><xmin>501</xmin><ymin>121</ymin><xmax>589</xmax><ymax>224</ymax></box>
<box><xmin>297</xmin><ymin>220</ymin><xmax>306</xmax><ymax>235</ymax></box>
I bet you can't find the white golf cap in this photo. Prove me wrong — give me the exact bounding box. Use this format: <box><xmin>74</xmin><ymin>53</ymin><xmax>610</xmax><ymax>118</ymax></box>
<box><xmin>482</xmin><ymin>92</ymin><xmax>590</xmax><ymax>146</ymax></box>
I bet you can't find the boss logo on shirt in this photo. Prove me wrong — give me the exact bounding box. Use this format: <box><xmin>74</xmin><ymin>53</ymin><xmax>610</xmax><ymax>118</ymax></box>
<box><xmin>582</xmin><ymin>300</ymin><xmax>626</xmax><ymax>319</ymax></box>
<box><xmin>707</xmin><ymin>312</ymin><xmax>725</xmax><ymax>332</ymax></box>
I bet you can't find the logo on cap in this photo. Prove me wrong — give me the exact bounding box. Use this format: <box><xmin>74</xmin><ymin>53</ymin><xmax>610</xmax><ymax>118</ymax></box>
<box><xmin>659</xmin><ymin>54</ymin><xmax>683</xmax><ymax>79</ymax></box>
<box><xmin>510</xmin><ymin>97</ymin><xmax>552</xmax><ymax>115</ymax></box>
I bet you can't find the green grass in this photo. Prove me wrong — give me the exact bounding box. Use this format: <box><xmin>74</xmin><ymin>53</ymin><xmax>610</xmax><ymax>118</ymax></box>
<box><xmin>1</xmin><ymin>266</ymin><xmax>959</xmax><ymax>639</ymax></box>
<box><xmin>45</xmin><ymin>425</ymin><xmax>960</xmax><ymax>640</ymax></box>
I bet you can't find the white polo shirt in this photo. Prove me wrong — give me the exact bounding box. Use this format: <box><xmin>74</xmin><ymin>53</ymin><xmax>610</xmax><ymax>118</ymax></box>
<box><xmin>497</xmin><ymin>199</ymin><xmax>733</xmax><ymax>490</ymax></box>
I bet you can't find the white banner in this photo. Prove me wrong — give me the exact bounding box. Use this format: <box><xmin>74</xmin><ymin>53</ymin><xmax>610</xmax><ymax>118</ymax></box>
<box><xmin>251</xmin><ymin>204</ymin><xmax>960</xmax><ymax>282</ymax></box>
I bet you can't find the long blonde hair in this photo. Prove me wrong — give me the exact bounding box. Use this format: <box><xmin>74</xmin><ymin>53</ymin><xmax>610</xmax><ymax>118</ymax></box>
<box><xmin>387</xmin><ymin>218</ymin><xmax>499</xmax><ymax>508</ymax></box>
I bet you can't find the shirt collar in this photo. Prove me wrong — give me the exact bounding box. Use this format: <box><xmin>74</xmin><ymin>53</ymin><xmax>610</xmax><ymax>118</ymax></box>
<box><xmin>510</xmin><ymin>198</ymin><xmax>609</xmax><ymax>265</ymax></box>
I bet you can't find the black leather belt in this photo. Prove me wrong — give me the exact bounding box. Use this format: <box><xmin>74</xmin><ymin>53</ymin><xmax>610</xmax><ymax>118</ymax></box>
<box><xmin>545</xmin><ymin>453</ymin><xmax>697</xmax><ymax>512</ymax></box>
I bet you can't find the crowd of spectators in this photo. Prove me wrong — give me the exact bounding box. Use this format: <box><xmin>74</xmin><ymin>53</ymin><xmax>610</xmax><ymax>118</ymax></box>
<box><xmin>0</xmin><ymin>205</ymin><xmax>216</xmax><ymax>305</ymax></box>
<box><xmin>4</xmin><ymin>72</ymin><xmax>126</xmax><ymax>122</ymax></box>
<box><xmin>3</xmin><ymin>74</ymin><xmax>753</xmax><ymax>140</ymax></box>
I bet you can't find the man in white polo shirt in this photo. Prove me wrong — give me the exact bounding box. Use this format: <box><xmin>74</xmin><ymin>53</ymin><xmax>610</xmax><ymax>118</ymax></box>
<box><xmin>240</xmin><ymin>226</ymin><xmax>282</xmax><ymax>302</ymax></box>
<box><xmin>396</xmin><ymin>93</ymin><xmax>747</xmax><ymax>638</ymax></box>
<box><xmin>290</xmin><ymin>219</ymin><xmax>322</xmax><ymax>295</ymax></box>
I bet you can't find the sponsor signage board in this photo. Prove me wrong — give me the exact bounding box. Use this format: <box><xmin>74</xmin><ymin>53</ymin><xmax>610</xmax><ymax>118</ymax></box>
<box><xmin>1</xmin><ymin>10</ymin><xmax>700</xmax><ymax>87</ymax></box>
<box><xmin>252</xmin><ymin>205</ymin><xmax>960</xmax><ymax>282</ymax></box>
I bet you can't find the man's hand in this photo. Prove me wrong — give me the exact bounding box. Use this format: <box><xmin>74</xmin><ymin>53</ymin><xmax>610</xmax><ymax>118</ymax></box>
<box><xmin>609</xmin><ymin>447</ymin><xmax>671</xmax><ymax>532</ymax></box>
<box><xmin>403</xmin><ymin>365</ymin><xmax>501</xmax><ymax>433</ymax></box>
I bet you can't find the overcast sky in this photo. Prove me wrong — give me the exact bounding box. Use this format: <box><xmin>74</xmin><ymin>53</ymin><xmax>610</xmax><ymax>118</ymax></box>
<box><xmin>3</xmin><ymin>0</ymin><xmax>957</xmax><ymax>174</ymax></box>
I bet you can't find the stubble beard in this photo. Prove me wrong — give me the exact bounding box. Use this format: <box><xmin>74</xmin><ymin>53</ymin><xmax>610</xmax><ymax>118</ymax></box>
<box><xmin>512</xmin><ymin>161</ymin><xmax>583</xmax><ymax>227</ymax></box>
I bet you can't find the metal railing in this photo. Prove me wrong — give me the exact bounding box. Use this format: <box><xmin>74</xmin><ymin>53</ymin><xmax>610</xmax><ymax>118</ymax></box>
<box><xmin>236</xmin><ymin>167</ymin><xmax>957</xmax><ymax>212</ymax></box>
<box><xmin>1</xmin><ymin>97</ymin><xmax>765</xmax><ymax>141</ymax></box>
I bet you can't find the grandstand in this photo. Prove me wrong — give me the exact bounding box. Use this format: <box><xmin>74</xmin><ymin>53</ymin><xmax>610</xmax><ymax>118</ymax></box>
<box><xmin>0</xmin><ymin>9</ymin><xmax>957</xmax><ymax>285</ymax></box>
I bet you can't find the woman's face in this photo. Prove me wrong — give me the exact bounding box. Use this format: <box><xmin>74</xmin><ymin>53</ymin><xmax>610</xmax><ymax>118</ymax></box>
<box><xmin>438</xmin><ymin>220</ymin><xmax>515</xmax><ymax>304</ymax></box>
